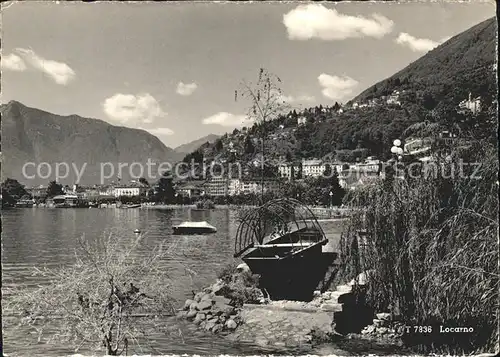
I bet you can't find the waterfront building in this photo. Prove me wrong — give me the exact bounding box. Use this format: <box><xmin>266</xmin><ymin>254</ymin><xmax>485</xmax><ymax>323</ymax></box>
<box><xmin>204</xmin><ymin>176</ymin><xmax>228</xmax><ymax>196</ymax></box>
<box><xmin>177</xmin><ymin>181</ymin><xmax>205</xmax><ymax>198</ymax></box>
<box><xmin>113</xmin><ymin>182</ymin><xmax>148</xmax><ymax>197</ymax></box>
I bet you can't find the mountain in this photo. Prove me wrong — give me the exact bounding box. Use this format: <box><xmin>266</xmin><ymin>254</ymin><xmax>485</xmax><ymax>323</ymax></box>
<box><xmin>174</xmin><ymin>134</ymin><xmax>220</xmax><ymax>155</ymax></box>
<box><xmin>184</xmin><ymin>17</ymin><xmax>496</xmax><ymax>165</ymax></box>
<box><xmin>351</xmin><ymin>17</ymin><xmax>497</xmax><ymax>106</ymax></box>
<box><xmin>0</xmin><ymin>101</ymin><xmax>184</xmax><ymax>186</ymax></box>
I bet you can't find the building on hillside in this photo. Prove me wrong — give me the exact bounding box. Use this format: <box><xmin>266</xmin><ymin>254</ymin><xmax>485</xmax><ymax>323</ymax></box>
<box><xmin>386</xmin><ymin>90</ymin><xmax>401</xmax><ymax>105</ymax></box>
<box><xmin>204</xmin><ymin>176</ymin><xmax>228</xmax><ymax>196</ymax></box>
<box><xmin>278</xmin><ymin>164</ymin><xmax>300</xmax><ymax>180</ymax></box>
<box><xmin>297</xmin><ymin>116</ymin><xmax>307</xmax><ymax>126</ymax></box>
<box><xmin>458</xmin><ymin>92</ymin><xmax>481</xmax><ymax>115</ymax></box>
<box><xmin>242</xmin><ymin>179</ymin><xmax>280</xmax><ymax>195</ymax></box>
<box><xmin>403</xmin><ymin>137</ymin><xmax>433</xmax><ymax>157</ymax></box>
<box><xmin>301</xmin><ymin>159</ymin><xmax>326</xmax><ymax>177</ymax></box>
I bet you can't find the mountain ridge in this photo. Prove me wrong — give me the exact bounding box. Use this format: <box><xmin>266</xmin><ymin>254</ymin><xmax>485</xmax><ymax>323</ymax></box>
<box><xmin>0</xmin><ymin>100</ymin><xmax>184</xmax><ymax>186</ymax></box>
<box><xmin>174</xmin><ymin>134</ymin><xmax>220</xmax><ymax>154</ymax></box>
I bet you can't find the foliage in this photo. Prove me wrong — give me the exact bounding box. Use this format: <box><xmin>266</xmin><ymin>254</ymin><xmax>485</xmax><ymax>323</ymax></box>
<box><xmin>46</xmin><ymin>180</ymin><xmax>64</xmax><ymax>198</ymax></box>
<box><xmin>215</xmin><ymin>263</ymin><xmax>262</xmax><ymax>307</ymax></box>
<box><xmin>1</xmin><ymin>190</ymin><xmax>16</xmax><ymax>208</ymax></box>
<box><xmin>339</xmin><ymin>142</ymin><xmax>498</xmax><ymax>353</ymax></box>
<box><xmin>1</xmin><ymin>178</ymin><xmax>29</xmax><ymax>199</ymax></box>
<box><xmin>195</xmin><ymin>199</ymin><xmax>215</xmax><ymax>209</ymax></box>
<box><xmin>4</xmin><ymin>233</ymin><xmax>176</xmax><ymax>355</ymax></box>
<box><xmin>154</xmin><ymin>171</ymin><xmax>176</xmax><ymax>203</ymax></box>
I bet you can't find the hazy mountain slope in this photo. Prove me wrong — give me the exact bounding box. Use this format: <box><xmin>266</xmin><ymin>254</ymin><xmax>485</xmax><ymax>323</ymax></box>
<box><xmin>174</xmin><ymin>134</ymin><xmax>220</xmax><ymax>155</ymax></box>
<box><xmin>0</xmin><ymin>101</ymin><xmax>183</xmax><ymax>186</ymax></box>
<box><xmin>351</xmin><ymin>17</ymin><xmax>497</xmax><ymax>106</ymax></box>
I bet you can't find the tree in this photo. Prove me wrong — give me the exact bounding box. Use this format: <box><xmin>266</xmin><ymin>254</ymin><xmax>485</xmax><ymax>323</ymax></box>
<box><xmin>215</xmin><ymin>139</ymin><xmax>224</xmax><ymax>151</ymax></box>
<box><xmin>1</xmin><ymin>190</ymin><xmax>16</xmax><ymax>208</ymax></box>
<box><xmin>1</xmin><ymin>178</ymin><xmax>29</xmax><ymax>199</ymax></box>
<box><xmin>5</xmin><ymin>234</ymin><xmax>175</xmax><ymax>355</ymax></box>
<box><xmin>155</xmin><ymin>171</ymin><xmax>175</xmax><ymax>203</ymax></box>
<box><xmin>46</xmin><ymin>181</ymin><xmax>64</xmax><ymax>198</ymax></box>
<box><xmin>236</xmin><ymin>68</ymin><xmax>290</xmax><ymax>197</ymax></box>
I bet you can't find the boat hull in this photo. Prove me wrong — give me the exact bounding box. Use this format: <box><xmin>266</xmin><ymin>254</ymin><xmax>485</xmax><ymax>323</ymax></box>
<box><xmin>242</xmin><ymin>242</ymin><xmax>332</xmax><ymax>301</ymax></box>
<box><xmin>172</xmin><ymin>226</ymin><xmax>216</xmax><ymax>235</ymax></box>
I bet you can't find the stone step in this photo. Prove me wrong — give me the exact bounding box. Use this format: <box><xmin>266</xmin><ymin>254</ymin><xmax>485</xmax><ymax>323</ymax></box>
<box><xmin>319</xmin><ymin>302</ymin><xmax>343</xmax><ymax>312</ymax></box>
<box><xmin>336</xmin><ymin>284</ymin><xmax>352</xmax><ymax>293</ymax></box>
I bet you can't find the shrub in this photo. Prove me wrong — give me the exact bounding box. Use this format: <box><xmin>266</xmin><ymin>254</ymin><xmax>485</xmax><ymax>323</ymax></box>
<box><xmin>339</xmin><ymin>142</ymin><xmax>498</xmax><ymax>353</ymax></box>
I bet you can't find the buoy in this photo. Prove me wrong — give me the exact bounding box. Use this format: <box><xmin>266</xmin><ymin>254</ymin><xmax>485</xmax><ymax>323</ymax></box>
<box><xmin>134</xmin><ymin>229</ymin><xmax>141</xmax><ymax>234</ymax></box>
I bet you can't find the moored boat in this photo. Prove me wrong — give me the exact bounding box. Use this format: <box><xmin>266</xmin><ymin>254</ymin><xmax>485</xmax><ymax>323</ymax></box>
<box><xmin>15</xmin><ymin>199</ymin><xmax>35</xmax><ymax>208</ymax></box>
<box><xmin>172</xmin><ymin>221</ymin><xmax>217</xmax><ymax>235</ymax></box>
<box><xmin>122</xmin><ymin>204</ymin><xmax>141</xmax><ymax>209</ymax></box>
<box><xmin>234</xmin><ymin>198</ymin><xmax>332</xmax><ymax>301</ymax></box>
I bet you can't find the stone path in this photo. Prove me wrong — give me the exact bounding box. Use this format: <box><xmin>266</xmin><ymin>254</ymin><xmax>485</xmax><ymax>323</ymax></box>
<box><xmin>228</xmin><ymin>302</ymin><xmax>336</xmax><ymax>348</ymax></box>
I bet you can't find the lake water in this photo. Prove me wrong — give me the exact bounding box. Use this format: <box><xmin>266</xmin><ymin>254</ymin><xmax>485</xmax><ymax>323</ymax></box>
<box><xmin>1</xmin><ymin>207</ymin><xmax>344</xmax><ymax>356</ymax></box>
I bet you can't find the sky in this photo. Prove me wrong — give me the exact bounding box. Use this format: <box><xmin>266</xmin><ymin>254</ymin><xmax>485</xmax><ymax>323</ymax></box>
<box><xmin>1</xmin><ymin>1</ymin><xmax>495</xmax><ymax>148</ymax></box>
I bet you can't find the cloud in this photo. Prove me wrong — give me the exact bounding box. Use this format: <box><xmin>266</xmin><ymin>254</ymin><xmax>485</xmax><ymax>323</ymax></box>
<box><xmin>176</xmin><ymin>82</ymin><xmax>198</xmax><ymax>96</ymax></box>
<box><xmin>318</xmin><ymin>73</ymin><xmax>359</xmax><ymax>101</ymax></box>
<box><xmin>140</xmin><ymin>127</ymin><xmax>175</xmax><ymax>136</ymax></box>
<box><xmin>395</xmin><ymin>33</ymin><xmax>443</xmax><ymax>53</ymax></box>
<box><xmin>1</xmin><ymin>53</ymin><xmax>27</xmax><ymax>71</ymax></box>
<box><xmin>279</xmin><ymin>94</ymin><xmax>316</xmax><ymax>104</ymax></box>
<box><xmin>14</xmin><ymin>48</ymin><xmax>76</xmax><ymax>85</ymax></box>
<box><xmin>283</xmin><ymin>4</ymin><xmax>393</xmax><ymax>41</ymax></box>
<box><xmin>202</xmin><ymin>112</ymin><xmax>247</xmax><ymax>127</ymax></box>
<box><xmin>103</xmin><ymin>93</ymin><xmax>166</xmax><ymax>124</ymax></box>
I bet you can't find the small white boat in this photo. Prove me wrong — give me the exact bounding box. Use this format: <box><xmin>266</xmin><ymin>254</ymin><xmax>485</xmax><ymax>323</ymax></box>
<box><xmin>172</xmin><ymin>221</ymin><xmax>217</xmax><ymax>235</ymax></box>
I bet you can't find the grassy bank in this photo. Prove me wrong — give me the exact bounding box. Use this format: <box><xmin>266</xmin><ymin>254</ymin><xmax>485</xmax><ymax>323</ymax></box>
<box><xmin>339</xmin><ymin>143</ymin><xmax>498</xmax><ymax>354</ymax></box>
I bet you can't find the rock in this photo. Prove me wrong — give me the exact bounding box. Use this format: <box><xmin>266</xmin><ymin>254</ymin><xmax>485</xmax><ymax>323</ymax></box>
<box><xmin>372</xmin><ymin>319</ymin><xmax>383</xmax><ymax>327</ymax></box>
<box><xmin>215</xmin><ymin>303</ymin><xmax>234</xmax><ymax>315</ymax></box>
<box><xmin>194</xmin><ymin>293</ymin><xmax>203</xmax><ymax>303</ymax></box>
<box><xmin>213</xmin><ymin>295</ymin><xmax>231</xmax><ymax>305</ymax></box>
<box><xmin>376</xmin><ymin>313</ymin><xmax>392</xmax><ymax>321</ymax></box>
<box><xmin>211</xmin><ymin>280</ymin><xmax>225</xmax><ymax>295</ymax></box>
<box><xmin>176</xmin><ymin>310</ymin><xmax>187</xmax><ymax>318</ymax></box>
<box><xmin>189</xmin><ymin>302</ymin><xmax>198</xmax><ymax>311</ymax></box>
<box><xmin>204</xmin><ymin>321</ymin><xmax>216</xmax><ymax>331</ymax></box>
<box><xmin>255</xmin><ymin>338</ymin><xmax>268</xmax><ymax>347</ymax></box>
<box><xmin>184</xmin><ymin>299</ymin><xmax>194</xmax><ymax>310</ymax></box>
<box><xmin>201</xmin><ymin>293</ymin><xmax>213</xmax><ymax>301</ymax></box>
<box><xmin>197</xmin><ymin>299</ymin><xmax>212</xmax><ymax>311</ymax></box>
<box><xmin>212</xmin><ymin>324</ymin><xmax>223</xmax><ymax>333</ymax></box>
<box><xmin>196</xmin><ymin>312</ymin><xmax>206</xmax><ymax>321</ymax></box>
<box><xmin>186</xmin><ymin>309</ymin><xmax>197</xmax><ymax>319</ymax></box>
<box><xmin>236</xmin><ymin>263</ymin><xmax>250</xmax><ymax>273</ymax></box>
<box><xmin>378</xmin><ymin>327</ymin><xmax>389</xmax><ymax>335</ymax></box>
<box><xmin>320</xmin><ymin>303</ymin><xmax>343</xmax><ymax>312</ymax></box>
<box><xmin>225</xmin><ymin>319</ymin><xmax>237</xmax><ymax>330</ymax></box>
<box><xmin>313</xmin><ymin>290</ymin><xmax>321</xmax><ymax>297</ymax></box>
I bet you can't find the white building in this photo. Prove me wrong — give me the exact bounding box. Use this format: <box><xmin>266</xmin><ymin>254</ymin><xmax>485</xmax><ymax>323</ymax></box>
<box><xmin>113</xmin><ymin>185</ymin><xmax>147</xmax><ymax>197</ymax></box>
<box><xmin>297</xmin><ymin>116</ymin><xmax>307</xmax><ymax>126</ymax></box>
<box><xmin>278</xmin><ymin>164</ymin><xmax>299</xmax><ymax>180</ymax></box>
<box><xmin>228</xmin><ymin>178</ymin><xmax>242</xmax><ymax>196</ymax></box>
<box><xmin>458</xmin><ymin>92</ymin><xmax>481</xmax><ymax>115</ymax></box>
<box><xmin>302</xmin><ymin>159</ymin><xmax>326</xmax><ymax>177</ymax></box>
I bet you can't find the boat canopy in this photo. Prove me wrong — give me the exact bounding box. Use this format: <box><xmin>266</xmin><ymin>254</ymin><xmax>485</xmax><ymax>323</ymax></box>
<box><xmin>234</xmin><ymin>198</ymin><xmax>326</xmax><ymax>257</ymax></box>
